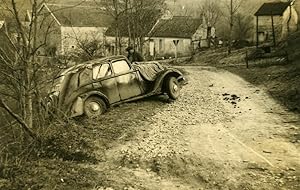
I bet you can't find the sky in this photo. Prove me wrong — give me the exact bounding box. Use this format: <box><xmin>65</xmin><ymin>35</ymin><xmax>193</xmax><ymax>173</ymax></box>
<box><xmin>0</xmin><ymin>0</ymin><xmax>273</xmax><ymax>17</ymax></box>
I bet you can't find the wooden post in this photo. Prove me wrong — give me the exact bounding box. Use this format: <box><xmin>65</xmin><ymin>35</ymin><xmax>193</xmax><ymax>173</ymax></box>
<box><xmin>245</xmin><ymin>50</ymin><xmax>249</xmax><ymax>68</ymax></box>
<box><xmin>175</xmin><ymin>45</ymin><xmax>178</xmax><ymax>60</ymax></box>
<box><xmin>271</xmin><ymin>11</ymin><xmax>276</xmax><ymax>47</ymax></box>
<box><xmin>256</xmin><ymin>16</ymin><xmax>259</xmax><ymax>47</ymax></box>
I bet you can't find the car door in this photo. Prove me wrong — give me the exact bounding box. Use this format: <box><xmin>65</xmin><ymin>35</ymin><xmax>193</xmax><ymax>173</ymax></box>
<box><xmin>92</xmin><ymin>63</ymin><xmax>120</xmax><ymax>103</ymax></box>
<box><xmin>111</xmin><ymin>59</ymin><xmax>143</xmax><ymax>100</ymax></box>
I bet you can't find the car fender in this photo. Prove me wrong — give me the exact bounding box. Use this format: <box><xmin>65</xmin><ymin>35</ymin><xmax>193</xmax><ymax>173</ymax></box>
<box><xmin>70</xmin><ymin>91</ymin><xmax>110</xmax><ymax>117</ymax></box>
<box><xmin>152</xmin><ymin>69</ymin><xmax>183</xmax><ymax>93</ymax></box>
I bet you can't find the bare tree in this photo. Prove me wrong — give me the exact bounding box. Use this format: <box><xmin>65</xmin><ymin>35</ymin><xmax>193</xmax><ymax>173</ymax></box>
<box><xmin>223</xmin><ymin>0</ymin><xmax>243</xmax><ymax>54</ymax></box>
<box><xmin>196</xmin><ymin>0</ymin><xmax>221</xmax><ymax>48</ymax></box>
<box><xmin>0</xmin><ymin>0</ymin><xmax>83</xmax><ymax>137</ymax></box>
<box><xmin>71</xmin><ymin>33</ymin><xmax>105</xmax><ymax>61</ymax></box>
<box><xmin>129</xmin><ymin>0</ymin><xmax>165</xmax><ymax>53</ymax></box>
<box><xmin>234</xmin><ymin>13</ymin><xmax>253</xmax><ymax>41</ymax></box>
<box><xmin>198</xmin><ymin>0</ymin><xmax>221</xmax><ymax>27</ymax></box>
<box><xmin>98</xmin><ymin>0</ymin><xmax>165</xmax><ymax>55</ymax></box>
<box><xmin>97</xmin><ymin>0</ymin><xmax>123</xmax><ymax>55</ymax></box>
<box><xmin>0</xmin><ymin>0</ymin><xmax>44</xmax><ymax>134</ymax></box>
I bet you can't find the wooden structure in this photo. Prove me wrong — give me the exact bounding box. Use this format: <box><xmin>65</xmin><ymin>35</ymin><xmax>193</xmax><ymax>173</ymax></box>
<box><xmin>255</xmin><ymin>2</ymin><xmax>298</xmax><ymax>47</ymax></box>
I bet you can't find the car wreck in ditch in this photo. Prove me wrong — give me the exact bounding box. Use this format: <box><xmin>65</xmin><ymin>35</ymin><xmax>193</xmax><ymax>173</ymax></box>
<box><xmin>45</xmin><ymin>55</ymin><xmax>186</xmax><ymax>118</ymax></box>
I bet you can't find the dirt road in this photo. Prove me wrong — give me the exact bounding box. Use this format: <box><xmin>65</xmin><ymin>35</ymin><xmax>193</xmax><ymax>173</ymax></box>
<box><xmin>92</xmin><ymin>66</ymin><xmax>300</xmax><ymax>190</ymax></box>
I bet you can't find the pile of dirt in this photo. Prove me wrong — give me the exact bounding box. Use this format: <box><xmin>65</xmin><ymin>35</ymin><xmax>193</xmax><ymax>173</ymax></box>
<box><xmin>222</xmin><ymin>93</ymin><xmax>242</xmax><ymax>108</ymax></box>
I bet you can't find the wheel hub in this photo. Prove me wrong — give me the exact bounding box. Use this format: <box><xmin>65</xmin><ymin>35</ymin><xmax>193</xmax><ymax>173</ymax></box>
<box><xmin>173</xmin><ymin>84</ymin><xmax>178</xmax><ymax>91</ymax></box>
<box><xmin>90</xmin><ymin>102</ymin><xmax>100</xmax><ymax>112</ymax></box>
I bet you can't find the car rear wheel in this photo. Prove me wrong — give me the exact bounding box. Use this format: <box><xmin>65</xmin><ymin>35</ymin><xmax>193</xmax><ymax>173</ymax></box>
<box><xmin>84</xmin><ymin>96</ymin><xmax>107</xmax><ymax>117</ymax></box>
<box><xmin>165</xmin><ymin>76</ymin><xmax>180</xmax><ymax>100</ymax></box>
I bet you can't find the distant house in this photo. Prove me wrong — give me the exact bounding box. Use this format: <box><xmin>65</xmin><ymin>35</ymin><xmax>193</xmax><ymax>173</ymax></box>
<box><xmin>104</xmin><ymin>9</ymin><xmax>162</xmax><ymax>56</ymax></box>
<box><xmin>37</xmin><ymin>3</ymin><xmax>113</xmax><ymax>56</ymax></box>
<box><xmin>254</xmin><ymin>1</ymin><xmax>298</xmax><ymax>45</ymax></box>
<box><xmin>148</xmin><ymin>16</ymin><xmax>215</xmax><ymax>58</ymax></box>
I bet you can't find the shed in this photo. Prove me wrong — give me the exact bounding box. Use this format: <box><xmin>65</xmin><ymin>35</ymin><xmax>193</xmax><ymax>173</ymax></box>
<box><xmin>254</xmin><ymin>2</ymin><xmax>298</xmax><ymax>46</ymax></box>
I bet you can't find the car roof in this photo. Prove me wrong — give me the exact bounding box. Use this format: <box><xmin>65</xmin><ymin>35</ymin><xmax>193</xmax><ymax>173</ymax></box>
<box><xmin>58</xmin><ymin>55</ymin><xmax>127</xmax><ymax>76</ymax></box>
<box><xmin>83</xmin><ymin>55</ymin><xmax>126</xmax><ymax>66</ymax></box>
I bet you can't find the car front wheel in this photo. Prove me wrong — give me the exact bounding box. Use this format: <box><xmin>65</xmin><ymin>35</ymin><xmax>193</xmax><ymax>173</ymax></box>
<box><xmin>84</xmin><ymin>96</ymin><xmax>107</xmax><ymax>117</ymax></box>
<box><xmin>165</xmin><ymin>76</ymin><xmax>180</xmax><ymax>100</ymax></box>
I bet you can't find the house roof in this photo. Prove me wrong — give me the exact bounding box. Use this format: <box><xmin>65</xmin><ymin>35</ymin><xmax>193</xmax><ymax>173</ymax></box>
<box><xmin>149</xmin><ymin>16</ymin><xmax>202</xmax><ymax>38</ymax></box>
<box><xmin>105</xmin><ymin>9</ymin><xmax>161</xmax><ymax>37</ymax></box>
<box><xmin>255</xmin><ymin>2</ymin><xmax>290</xmax><ymax>16</ymax></box>
<box><xmin>43</xmin><ymin>3</ymin><xmax>113</xmax><ymax>27</ymax></box>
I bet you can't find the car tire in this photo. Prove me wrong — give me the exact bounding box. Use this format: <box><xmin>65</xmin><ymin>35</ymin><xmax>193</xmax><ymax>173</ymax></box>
<box><xmin>83</xmin><ymin>96</ymin><xmax>107</xmax><ymax>117</ymax></box>
<box><xmin>165</xmin><ymin>76</ymin><xmax>180</xmax><ymax>100</ymax></box>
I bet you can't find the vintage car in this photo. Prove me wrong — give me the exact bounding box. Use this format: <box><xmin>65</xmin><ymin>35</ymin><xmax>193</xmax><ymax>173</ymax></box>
<box><xmin>46</xmin><ymin>55</ymin><xmax>186</xmax><ymax>117</ymax></box>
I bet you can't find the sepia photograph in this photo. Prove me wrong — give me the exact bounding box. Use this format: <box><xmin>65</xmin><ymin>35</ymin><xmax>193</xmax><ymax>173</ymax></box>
<box><xmin>0</xmin><ymin>0</ymin><xmax>299</xmax><ymax>189</ymax></box>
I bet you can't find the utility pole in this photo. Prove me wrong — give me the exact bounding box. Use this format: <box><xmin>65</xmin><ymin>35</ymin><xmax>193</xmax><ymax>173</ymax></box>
<box><xmin>228</xmin><ymin>0</ymin><xmax>233</xmax><ymax>54</ymax></box>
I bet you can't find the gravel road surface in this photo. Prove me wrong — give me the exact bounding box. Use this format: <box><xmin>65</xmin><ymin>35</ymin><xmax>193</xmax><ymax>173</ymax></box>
<box><xmin>92</xmin><ymin>66</ymin><xmax>300</xmax><ymax>190</ymax></box>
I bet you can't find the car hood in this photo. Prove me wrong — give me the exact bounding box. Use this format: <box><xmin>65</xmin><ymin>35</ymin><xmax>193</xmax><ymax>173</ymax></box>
<box><xmin>133</xmin><ymin>61</ymin><xmax>166</xmax><ymax>81</ymax></box>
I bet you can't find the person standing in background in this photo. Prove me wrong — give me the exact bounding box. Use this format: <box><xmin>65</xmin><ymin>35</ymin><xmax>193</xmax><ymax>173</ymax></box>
<box><xmin>126</xmin><ymin>46</ymin><xmax>144</xmax><ymax>63</ymax></box>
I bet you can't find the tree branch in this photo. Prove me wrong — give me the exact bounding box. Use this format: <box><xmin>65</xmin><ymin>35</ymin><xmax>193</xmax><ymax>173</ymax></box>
<box><xmin>0</xmin><ymin>98</ymin><xmax>37</xmax><ymax>140</ymax></box>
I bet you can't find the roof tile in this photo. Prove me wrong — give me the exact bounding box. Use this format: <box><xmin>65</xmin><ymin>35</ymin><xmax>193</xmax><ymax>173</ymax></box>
<box><xmin>46</xmin><ymin>4</ymin><xmax>113</xmax><ymax>27</ymax></box>
<box><xmin>149</xmin><ymin>16</ymin><xmax>202</xmax><ymax>38</ymax></box>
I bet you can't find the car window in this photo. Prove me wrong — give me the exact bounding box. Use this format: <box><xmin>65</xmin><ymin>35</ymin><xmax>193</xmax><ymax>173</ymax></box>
<box><xmin>93</xmin><ymin>63</ymin><xmax>112</xmax><ymax>79</ymax></box>
<box><xmin>79</xmin><ymin>68</ymin><xmax>92</xmax><ymax>86</ymax></box>
<box><xmin>112</xmin><ymin>60</ymin><xmax>131</xmax><ymax>74</ymax></box>
<box><xmin>93</xmin><ymin>65</ymin><xmax>100</xmax><ymax>79</ymax></box>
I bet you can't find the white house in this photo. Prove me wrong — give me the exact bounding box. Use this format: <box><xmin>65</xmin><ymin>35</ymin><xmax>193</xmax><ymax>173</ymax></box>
<box><xmin>37</xmin><ymin>3</ymin><xmax>113</xmax><ymax>56</ymax></box>
<box><xmin>148</xmin><ymin>16</ymin><xmax>215</xmax><ymax>58</ymax></box>
<box><xmin>105</xmin><ymin>14</ymin><xmax>215</xmax><ymax>59</ymax></box>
